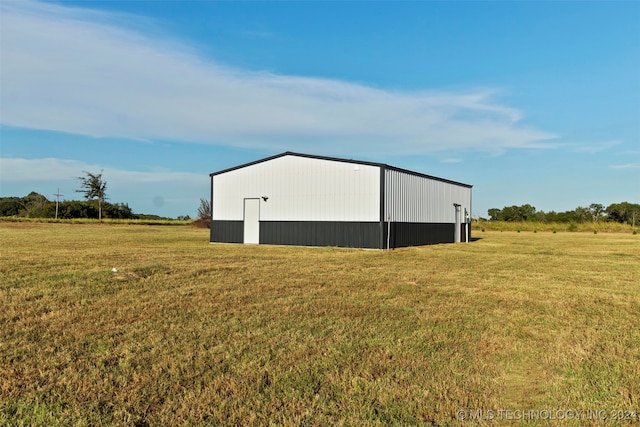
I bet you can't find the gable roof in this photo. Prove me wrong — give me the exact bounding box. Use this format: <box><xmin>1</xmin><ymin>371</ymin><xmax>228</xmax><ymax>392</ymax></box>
<box><xmin>210</xmin><ymin>151</ymin><xmax>472</xmax><ymax>188</ymax></box>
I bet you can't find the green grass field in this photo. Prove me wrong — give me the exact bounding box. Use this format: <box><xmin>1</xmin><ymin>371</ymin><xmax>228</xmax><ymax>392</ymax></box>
<box><xmin>1</xmin><ymin>223</ymin><xmax>639</xmax><ymax>425</ymax></box>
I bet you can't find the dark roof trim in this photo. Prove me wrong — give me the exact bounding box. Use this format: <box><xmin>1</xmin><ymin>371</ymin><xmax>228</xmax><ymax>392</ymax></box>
<box><xmin>210</xmin><ymin>151</ymin><xmax>472</xmax><ymax>188</ymax></box>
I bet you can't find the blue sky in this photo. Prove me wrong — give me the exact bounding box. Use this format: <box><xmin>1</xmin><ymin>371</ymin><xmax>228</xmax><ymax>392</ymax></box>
<box><xmin>1</xmin><ymin>0</ymin><xmax>638</xmax><ymax>219</ymax></box>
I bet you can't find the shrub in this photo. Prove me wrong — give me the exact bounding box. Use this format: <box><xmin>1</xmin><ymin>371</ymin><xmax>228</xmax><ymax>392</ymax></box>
<box><xmin>192</xmin><ymin>218</ymin><xmax>210</xmax><ymax>229</ymax></box>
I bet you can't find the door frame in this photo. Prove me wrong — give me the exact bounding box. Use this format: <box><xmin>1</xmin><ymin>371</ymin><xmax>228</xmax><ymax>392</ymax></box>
<box><xmin>243</xmin><ymin>198</ymin><xmax>260</xmax><ymax>244</ymax></box>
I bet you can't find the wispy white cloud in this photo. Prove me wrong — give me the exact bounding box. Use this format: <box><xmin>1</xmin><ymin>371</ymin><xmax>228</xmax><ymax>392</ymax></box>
<box><xmin>565</xmin><ymin>140</ymin><xmax>621</xmax><ymax>154</ymax></box>
<box><xmin>439</xmin><ymin>158</ymin><xmax>462</xmax><ymax>164</ymax></box>
<box><xmin>1</xmin><ymin>0</ymin><xmax>557</xmax><ymax>156</ymax></box>
<box><xmin>609</xmin><ymin>163</ymin><xmax>640</xmax><ymax>170</ymax></box>
<box><xmin>620</xmin><ymin>149</ymin><xmax>640</xmax><ymax>157</ymax></box>
<box><xmin>0</xmin><ymin>157</ymin><xmax>203</xmax><ymax>185</ymax></box>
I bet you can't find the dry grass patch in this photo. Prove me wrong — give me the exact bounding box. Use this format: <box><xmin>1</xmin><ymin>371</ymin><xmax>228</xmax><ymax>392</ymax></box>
<box><xmin>1</xmin><ymin>223</ymin><xmax>639</xmax><ymax>425</ymax></box>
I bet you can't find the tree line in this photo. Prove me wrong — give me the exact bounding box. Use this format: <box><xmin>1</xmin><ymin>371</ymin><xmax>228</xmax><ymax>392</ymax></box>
<box><xmin>486</xmin><ymin>202</ymin><xmax>639</xmax><ymax>226</ymax></box>
<box><xmin>0</xmin><ymin>192</ymin><xmax>152</xmax><ymax>220</ymax></box>
<box><xmin>0</xmin><ymin>171</ymin><xmax>178</xmax><ymax>220</ymax></box>
<box><xmin>0</xmin><ymin>171</ymin><xmax>214</xmax><ymax>223</ymax></box>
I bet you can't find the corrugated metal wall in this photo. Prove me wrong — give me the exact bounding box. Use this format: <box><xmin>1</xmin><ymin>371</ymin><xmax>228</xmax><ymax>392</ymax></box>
<box><xmin>260</xmin><ymin>221</ymin><xmax>381</xmax><ymax>248</ymax></box>
<box><xmin>384</xmin><ymin>169</ymin><xmax>472</xmax><ymax>223</ymax></box>
<box><xmin>210</xmin><ymin>220</ymin><xmax>243</xmax><ymax>243</ymax></box>
<box><xmin>385</xmin><ymin>222</ymin><xmax>455</xmax><ymax>247</ymax></box>
<box><xmin>212</xmin><ymin>155</ymin><xmax>381</xmax><ymax>222</ymax></box>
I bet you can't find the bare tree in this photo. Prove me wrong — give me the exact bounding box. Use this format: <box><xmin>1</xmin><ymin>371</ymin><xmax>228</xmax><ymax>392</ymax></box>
<box><xmin>195</xmin><ymin>198</ymin><xmax>211</xmax><ymax>228</ymax></box>
<box><xmin>76</xmin><ymin>171</ymin><xmax>107</xmax><ymax>221</ymax></box>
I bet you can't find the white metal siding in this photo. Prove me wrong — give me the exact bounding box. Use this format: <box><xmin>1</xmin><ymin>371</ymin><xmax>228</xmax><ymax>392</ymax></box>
<box><xmin>213</xmin><ymin>155</ymin><xmax>381</xmax><ymax>222</ymax></box>
<box><xmin>384</xmin><ymin>169</ymin><xmax>471</xmax><ymax>223</ymax></box>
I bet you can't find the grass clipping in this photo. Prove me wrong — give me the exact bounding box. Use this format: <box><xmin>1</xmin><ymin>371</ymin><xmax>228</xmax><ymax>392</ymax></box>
<box><xmin>1</xmin><ymin>223</ymin><xmax>639</xmax><ymax>425</ymax></box>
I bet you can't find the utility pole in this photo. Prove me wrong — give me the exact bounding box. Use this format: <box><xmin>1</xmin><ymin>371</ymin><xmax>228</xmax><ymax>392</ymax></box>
<box><xmin>53</xmin><ymin>188</ymin><xmax>63</xmax><ymax>219</ymax></box>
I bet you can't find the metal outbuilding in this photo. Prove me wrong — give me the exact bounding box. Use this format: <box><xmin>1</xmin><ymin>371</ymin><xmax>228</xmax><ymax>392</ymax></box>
<box><xmin>209</xmin><ymin>152</ymin><xmax>472</xmax><ymax>249</ymax></box>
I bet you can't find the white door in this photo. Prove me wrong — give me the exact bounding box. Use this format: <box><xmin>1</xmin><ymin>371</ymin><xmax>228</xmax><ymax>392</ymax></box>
<box><xmin>243</xmin><ymin>198</ymin><xmax>260</xmax><ymax>244</ymax></box>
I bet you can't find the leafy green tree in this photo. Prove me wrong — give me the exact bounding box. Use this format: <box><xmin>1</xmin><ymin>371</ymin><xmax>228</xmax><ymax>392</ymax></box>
<box><xmin>22</xmin><ymin>192</ymin><xmax>50</xmax><ymax>217</ymax></box>
<box><xmin>518</xmin><ymin>204</ymin><xmax>537</xmax><ymax>221</ymax></box>
<box><xmin>544</xmin><ymin>211</ymin><xmax>567</xmax><ymax>223</ymax></box>
<box><xmin>488</xmin><ymin>204</ymin><xmax>537</xmax><ymax>222</ymax></box>
<box><xmin>56</xmin><ymin>200</ymin><xmax>95</xmax><ymax>219</ymax></box>
<box><xmin>607</xmin><ymin>202</ymin><xmax>640</xmax><ymax>226</ymax></box>
<box><xmin>589</xmin><ymin>203</ymin><xmax>605</xmax><ymax>223</ymax></box>
<box><xmin>0</xmin><ymin>197</ymin><xmax>23</xmax><ymax>216</ymax></box>
<box><xmin>103</xmin><ymin>202</ymin><xmax>136</xmax><ymax>219</ymax></box>
<box><xmin>488</xmin><ymin>208</ymin><xmax>503</xmax><ymax>221</ymax></box>
<box><xmin>76</xmin><ymin>171</ymin><xmax>108</xmax><ymax>220</ymax></box>
<box><xmin>573</xmin><ymin>206</ymin><xmax>590</xmax><ymax>223</ymax></box>
<box><xmin>501</xmin><ymin>206</ymin><xmax>519</xmax><ymax>221</ymax></box>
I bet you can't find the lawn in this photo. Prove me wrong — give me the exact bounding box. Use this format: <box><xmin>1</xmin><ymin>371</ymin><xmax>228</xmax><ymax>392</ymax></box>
<box><xmin>1</xmin><ymin>223</ymin><xmax>638</xmax><ymax>425</ymax></box>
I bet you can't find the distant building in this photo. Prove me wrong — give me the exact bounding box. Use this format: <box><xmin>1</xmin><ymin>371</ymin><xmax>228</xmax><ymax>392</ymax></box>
<box><xmin>209</xmin><ymin>152</ymin><xmax>472</xmax><ymax>249</ymax></box>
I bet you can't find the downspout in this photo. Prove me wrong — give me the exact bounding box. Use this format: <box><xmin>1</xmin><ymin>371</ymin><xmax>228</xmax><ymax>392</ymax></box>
<box><xmin>379</xmin><ymin>166</ymin><xmax>386</xmax><ymax>250</ymax></box>
<box><xmin>387</xmin><ymin>214</ymin><xmax>391</xmax><ymax>250</ymax></box>
<box><xmin>464</xmin><ymin>208</ymin><xmax>470</xmax><ymax>242</ymax></box>
<box><xmin>454</xmin><ymin>203</ymin><xmax>461</xmax><ymax>243</ymax></box>
<box><xmin>469</xmin><ymin>187</ymin><xmax>473</xmax><ymax>242</ymax></box>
